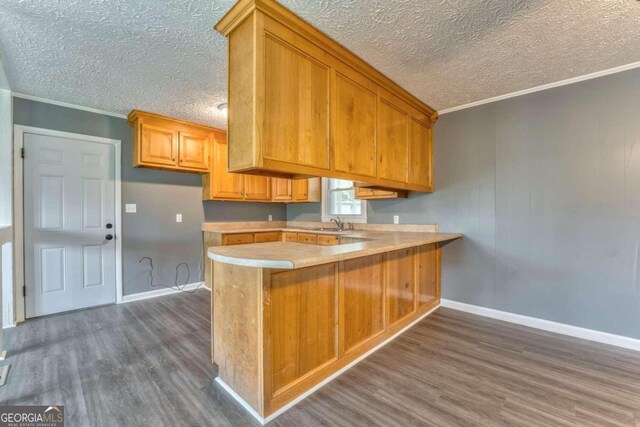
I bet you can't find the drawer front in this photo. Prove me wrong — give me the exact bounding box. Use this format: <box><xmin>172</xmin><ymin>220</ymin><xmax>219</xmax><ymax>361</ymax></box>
<box><xmin>282</xmin><ymin>232</ymin><xmax>298</xmax><ymax>243</ymax></box>
<box><xmin>223</xmin><ymin>233</ymin><xmax>254</xmax><ymax>245</ymax></box>
<box><xmin>297</xmin><ymin>233</ymin><xmax>318</xmax><ymax>245</ymax></box>
<box><xmin>317</xmin><ymin>235</ymin><xmax>339</xmax><ymax>246</ymax></box>
<box><xmin>255</xmin><ymin>232</ymin><xmax>282</xmax><ymax>243</ymax></box>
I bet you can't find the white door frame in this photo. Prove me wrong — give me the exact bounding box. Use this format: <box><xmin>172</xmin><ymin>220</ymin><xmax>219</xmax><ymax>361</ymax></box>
<box><xmin>13</xmin><ymin>125</ymin><xmax>123</xmax><ymax>323</ymax></box>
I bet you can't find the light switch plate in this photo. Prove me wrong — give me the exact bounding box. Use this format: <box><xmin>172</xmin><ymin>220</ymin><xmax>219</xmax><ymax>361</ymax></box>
<box><xmin>393</xmin><ymin>215</ymin><xmax>399</xmax><ymax>224</ymax></box>
<box><xmin>176</xmin><ymin>214</ymin><xmax>182</xmax><ymax>223</ymax></box>
<box><xmin>268</xmin><ymin>214</ymin><xmax>273</xmax><ymax>221</ymax></box>
<box><xmin>125</xmin><ymin>204</ymin><xmax>137</xmax><ymax>213</ymax></box>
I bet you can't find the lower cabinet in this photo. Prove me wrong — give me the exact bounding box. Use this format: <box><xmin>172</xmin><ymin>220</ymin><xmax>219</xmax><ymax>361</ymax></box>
<box><xmin>258</xmin><ymin>243</ymin><xmax>441</xmax><ymax>415</ymax></box>
<box><xmin>339</xmin><ymin>254</ymin><xmax>384</xmax><ymax>355</ymax></box>
<box><xmin>268</xmin><ymin>264</ymin><xmax>338</xmax><ymax>396</ymax></box>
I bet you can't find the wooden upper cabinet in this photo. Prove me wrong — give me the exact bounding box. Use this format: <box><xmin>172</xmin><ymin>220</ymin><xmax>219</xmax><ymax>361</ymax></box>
<box><xmin>216</xmin><ymin>0</ymin><xmax>438</xmax><ymax>192</ymax></box>
<box><xmin>377</xmin><ymin>97</ymin><xmax>408</xmax><ymax>183</ymax></box>
<box><xmin>244</xmin><ymin>175</ymin><xmax>272</xmax><ymax>201</ymax></box>
<box><xmin>263</xmin><ymin>31</ymin><xmax>330</xmax><ymax>170</ymax></box>
<box><xmin>178</xmin><ymin>131</ymin><xmax>210</xmax><ymax>171</ymax></box>
<box><xmin>408</xmin><ymin>118</ymin><xmax>433</xmax><ymax>190</ymax></box>
<box><xmin>272</xmin><ymin>178</ymin><xmax>293</xmax><ymax>201</ymax></box>
<box><xmin>354</xmin><ymin>186</ymin><xmax>408</xmax><ymax>200</ymax></box>
<box><xmin>129</xmin><ymin>110</ymin><xmax>212</xmax><ymax>173</ymax></box>
<box><xmin>292</xmin><ymin>177</ymin><xmax>321</xmax><ymax>202</ymax></box>
<box><xmin>204</xmin><ymin>132</ymin><xmax>244</xmax><ymax>200</ymax></box>
<box><xmin>332</xmin><ymin>70</ymin><xmax>377</xmax><ymax>178</ymax></box>
<box><xmin>139</xmin><ymin>123</ymin><xmax>178</xmax><ymax>167</ymax></box>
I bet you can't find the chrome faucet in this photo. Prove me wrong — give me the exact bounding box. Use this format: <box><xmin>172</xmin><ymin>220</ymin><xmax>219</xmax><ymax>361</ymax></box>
<box><xmin>331</xmin><ymin>217</ymin><xmax>344</xmax><ymax>231</ymax></box>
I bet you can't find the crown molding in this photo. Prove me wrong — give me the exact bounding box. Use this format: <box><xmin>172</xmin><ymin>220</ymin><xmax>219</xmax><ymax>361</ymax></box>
<box><xmin>12</xmin><ymin>92</ymin><xmax>128</xmax><ymax>119</ymax></box>
<box><xmin>439</xmin><ymin>61</ymin><xmax>640</xmax><ymax>115</ymax></box>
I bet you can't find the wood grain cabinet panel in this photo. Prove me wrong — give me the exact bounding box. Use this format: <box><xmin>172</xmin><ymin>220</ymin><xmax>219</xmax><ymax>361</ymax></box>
<box><xmin>244</xmin><ymin>175</ymin><xmax>272</xmax><ymax>201</ymax></box>
<box><xmin>216</xmin><ymin>1</ymin><xmax>438</xmax><ymax>192</ymax></box>
<box><xmin>377</xmin><ymin>98</ymin><xmax>408</xmax><ymax>183</ymax></box>
<box><xmin>386</xmin><ymin>248</ymin><xmax>416</xmax><ymax>326</ymax></box>
<box><xmin>339</xmin><ymin>255</ymin><xmax>384</xmax><ymax>355</ymax></box>
<box><xmin>317</xmin><ymin>235</ymin><xmax>339</xmax><ymax>246</ymax></box>
<box><xmin>205</xmin><ymin>134</ymin><xmax>244</xmax><ymax>200</ymax></box>
<box><xmin>268</xmin><ymin>264</ymin><xmax>338</xmax><ymax>395</ymax></box>
<box><xmin>332</xmin><ymin>71</ymin><xmax>377</xmax><ymax>177</ymax></box>
<box><xmin>222</xmin><ymin>234</ymin><xmax>254</xmax><ymax>245</ymax></box>
<box><xmin>255</xmin><ymin>232</ymin><xmax>282</xmax><ymax>243</ymax></box>
<box><xmin>282</xmin><ymin>232</ymin><xmax>297</xmax><ymax>243</ymax></box>
<box><xmin>297</xmin><ymin>233</ymin><xmax>318</xmax><ymax>245</ymax></box>
<box><xmin>272</xmin><ymin>178</ymin><xmax>293</xmax><ymax>201</ymax></box>
<box><xmin>263</xmin><ymin>33</ymin><xmax>330</xmax><ymax>170</ymax></box>
<box><xmin>139</xmin><ymin>123</ymin><xmax>178</xmax><ymax>167</ymax></box>
<box><xmin>409</xmin><ymin>118</ymin><xmax>433</xmax><ymax>189</ymax></box>
<box><xmin>417</xmin><ymin>244</ymin><xmax>440</xmax><ymax>307</ymax></box>
<box><xmin>178</xmin><ymin>131</ymin><xmax>210</xmax><ymax>171</ymax></box>
<box><xmin>355</xmin><ymin>186</ymin><xmax>408</xmax><ymax>200</ymax></box>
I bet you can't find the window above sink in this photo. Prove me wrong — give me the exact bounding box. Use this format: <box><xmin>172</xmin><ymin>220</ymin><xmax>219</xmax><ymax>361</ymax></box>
<box><xmin>321</xmin><ymin>178</ymin><xmax>368</xmax><ymax>224</ymax></box>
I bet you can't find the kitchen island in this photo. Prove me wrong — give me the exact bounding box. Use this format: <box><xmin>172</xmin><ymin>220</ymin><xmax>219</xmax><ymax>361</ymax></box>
<box><xmin>206</xmin><ymin>223</ymin><xmax>462</xmax><ymax>423</ymax></box>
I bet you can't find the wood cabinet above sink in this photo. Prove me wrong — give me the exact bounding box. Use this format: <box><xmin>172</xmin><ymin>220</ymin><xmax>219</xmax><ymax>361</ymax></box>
<box><xmin>215</xmin><ymin>0</ymin><xmax>438</xmax><ymax>193</ymax></box>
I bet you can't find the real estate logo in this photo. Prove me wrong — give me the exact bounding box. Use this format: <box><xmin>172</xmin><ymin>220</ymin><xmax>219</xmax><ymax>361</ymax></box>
<box><xmin>0</xmin><ymin>405</ymin><xmax>64</xmax><ymax>427</ymax></box>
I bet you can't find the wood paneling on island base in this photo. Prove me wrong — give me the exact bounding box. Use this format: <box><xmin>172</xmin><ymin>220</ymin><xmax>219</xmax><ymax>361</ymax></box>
<box><xmin>212</xmin><ymin>243</ymin><xmax>442</xmax><ymax>422</ymax></box>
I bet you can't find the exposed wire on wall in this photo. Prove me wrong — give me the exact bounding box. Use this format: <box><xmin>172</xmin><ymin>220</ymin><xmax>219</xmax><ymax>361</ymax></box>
<box><xmin>138</xmin><ymin>256</ymin><xmax>204</xmax><ymax>294</ymax></box>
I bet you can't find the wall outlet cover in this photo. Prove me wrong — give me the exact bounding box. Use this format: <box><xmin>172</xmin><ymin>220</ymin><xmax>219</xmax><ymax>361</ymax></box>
<box><xmin>176</xmin><ymin>214</ymin><xmax>183</xmax><ymax>223</ymax></box>
<box><xmin>125</xmin><ymin>204</ymin><xmax>137</xmax><ymax>213</ymax></box>
<box><xmin>268</xmin><ymin>214</ymin><xmax>273</xmax><ymax>221</ymax></box>
<box><xmin>393</xmin><ymin>215</ymin><xmax>399</xmax><ymax>224</ymax></box>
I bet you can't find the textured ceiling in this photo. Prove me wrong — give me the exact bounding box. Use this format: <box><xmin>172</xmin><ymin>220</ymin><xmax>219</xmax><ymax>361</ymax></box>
<box><xmin>0</xmin><ymin>0</ymin><xmax>639</xmax><ymax>128</ymax></box>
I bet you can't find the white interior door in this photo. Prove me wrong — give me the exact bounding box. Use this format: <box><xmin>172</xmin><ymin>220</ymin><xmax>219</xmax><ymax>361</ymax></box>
<box><xmin>24</xmin><ymin>133</ymin><xmax>116</xmax><ymax>318</ymax></box>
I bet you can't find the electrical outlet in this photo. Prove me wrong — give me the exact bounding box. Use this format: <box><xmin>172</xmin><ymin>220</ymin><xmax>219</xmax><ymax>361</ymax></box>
<box><xmin>268</xmin><ymin>214</ymin><xmax>273</xmax><ymax>221</ymax></box>
<box><xmin>393</xmin><ymin>215</ymin><xmax>399</xmax><ymax>224</ymax></box>
<box><xmin>125</xmin><ymin>204</ymin><xmax>137</xmax><ymax>213</ymax></box>
<box><xmin>176</xmin><ymin>214</ymin><xmax>183</xmax><ymax>223</ymax></box>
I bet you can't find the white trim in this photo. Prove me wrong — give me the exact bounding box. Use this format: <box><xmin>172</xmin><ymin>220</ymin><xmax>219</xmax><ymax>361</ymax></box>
<box><xmin>120</xmin><ymin>282</ymin><xmax>208</xmax><ymax>303</ymax></box>
<box><xmin>12</xmin><ymin>93</ymin><xmax>127</xmax><ymax>119</ymax></box>
<box><xmin>441</xmin><ymin>299</ymin><xmax>640</xmax><ymax>352</ymax></box>
<box><xmin>13</xmin><ymin>125</ymin><xmax>123</xmax><ymax>321</ymax></box>
<box><xmin>320</xmin><ymin>177</ymin><xmax>367</xmax><ymax>224</ymax></box>
<box><xmin>439</xmin><ymin>61</ymin><xmax>640</xmax><ymax>115</ymax></box>
<box><xmin>217</xmin><ymin>303</ymin><xmax>440</xmax><ymax>425</ymax></box>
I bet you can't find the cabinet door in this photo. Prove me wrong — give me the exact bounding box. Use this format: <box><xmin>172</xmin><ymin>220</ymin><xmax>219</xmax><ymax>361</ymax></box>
<box><xmin>377</xmin><ymin>97</ymin><xmax>408</xmax><ymax>183</ymax></box>
<box><xmin>263</xmin><ymin>30</ymin><xmax>330</xmax><ymax>169</ymax></box>
<box><xmin>354</xmin><ymin>187</ymin><xmax>374</xmax><ymax>199</ymax></box>
<box><xmin>140</xmin><ymin>123</ymin><xmax>178</xmax><ymax>167</ymax></box>
<box><xmin>268</xmin><ymin>264</ymin><xmax>337</xmax><ymax>395</ymax></box>
<box><xmin>244</xmin><ymin>176</ymin><xmax>271</xmax><ymax>201</ymax></box>
<box><xmin>332</xmin><ymin>69</ymin><xmax>377</xmax><ymax>177</ymax></box>
<box><xmin>386</xmin><ymin>248</ymin><xmax>416</xmax><ymax>326</ymax></box>
<box><xmin>272</xmin><ymin>178</ymin><xmax>292</xmax><ymax>201</ymax></box>
<box><xmin>417</xmin><ymin>244</ymin><xmax>440</xmax><ymax>307</ymax></box>
<box><xmin>408</xmin><ymin>118</ymin><xmax>433</xmax><ymax>188</ymax></box>
<box><xmin>291</xmin><ymin>179</ymin><xmax>308</xmax><ymax>201</ymax></box>
<box><xmin>339</xmin><ymin>255</ymin><xmax>384</xmax><ymax>356</ymax></box>
<box><xmin>210</xmin><ymin>136</ymin><xmax>244</xmax><ymax>200</ymax></box>
<box><xmin>178</xmin><ymin>131</ymin><xmax>210</xmax><ymax>171</ymax></box>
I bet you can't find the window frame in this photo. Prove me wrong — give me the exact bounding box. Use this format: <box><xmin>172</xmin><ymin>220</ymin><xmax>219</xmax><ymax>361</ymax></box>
<box><xmin>321</xmin><ymin>178</ymin><xmax>367</xmax><ymax>223</ymax></box>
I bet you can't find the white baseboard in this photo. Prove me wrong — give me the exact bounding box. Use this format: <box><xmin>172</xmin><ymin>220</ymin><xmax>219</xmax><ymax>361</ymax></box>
<box><xmin>216</xmin><ymin>303</ymin><xmax>441</xmax><ymax>425</ymax></box>
<box><xmin>441</xmin><ymin>299</ymin><xmax>640</xmax><ymax>352</ymax></box>
<box><xmin>120</xmin><ymin>282</ymin><xmax>209</xmax><ymax>303</ymax></box>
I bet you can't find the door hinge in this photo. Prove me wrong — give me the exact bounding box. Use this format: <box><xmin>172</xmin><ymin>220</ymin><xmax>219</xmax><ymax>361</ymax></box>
<box><xmin>23</xmin><ymin>286</ymin><xmax>26</xmax><ymax>297</ymax></box>
<box><xmin>21</xmin><ymin>148</ymin><xmax>25</xmax><ymax>159</ymax></box>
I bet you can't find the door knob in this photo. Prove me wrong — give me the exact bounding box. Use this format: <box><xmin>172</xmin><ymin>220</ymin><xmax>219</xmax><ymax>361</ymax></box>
<box><xmin>106</xmin><ymin>223</ymin><xmax>113</xmax><ymax>229</ymax></box>
<box><xmin>106</xmin><ymin>234</ymin><xmax>114</xmax><ymax>240</ymax></box>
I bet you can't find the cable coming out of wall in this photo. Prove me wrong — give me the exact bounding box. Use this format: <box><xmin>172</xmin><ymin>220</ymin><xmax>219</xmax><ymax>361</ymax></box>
<box><xmin>138</xmin><ymin>256</ymin><xmax>204</xmax><ymax>294</ymax></box>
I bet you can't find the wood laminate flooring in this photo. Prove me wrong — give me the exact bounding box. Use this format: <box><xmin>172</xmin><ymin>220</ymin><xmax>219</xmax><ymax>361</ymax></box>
<box><xmin>1</xmin><ymin>289</ymin><xmax>639</xmax><ymax>426</ymax></box>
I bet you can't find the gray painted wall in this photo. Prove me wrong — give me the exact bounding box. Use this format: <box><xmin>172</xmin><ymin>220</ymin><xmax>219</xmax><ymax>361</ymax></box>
<box><xmin>288</xmin><ymin>68</ymin><xmax>640</xmax><ymax>340</ymax></box>
<box><xmin>14</xmin><ymin>98</ymin><xmax>285</xmax><ymax>296</ymax></box>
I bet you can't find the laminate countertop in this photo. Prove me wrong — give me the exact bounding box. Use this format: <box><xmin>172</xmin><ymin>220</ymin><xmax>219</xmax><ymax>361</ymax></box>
<box><xmin>207</xmin><ymin>230</ymin><xmax>462</xmax><ymax>269</ymax></box>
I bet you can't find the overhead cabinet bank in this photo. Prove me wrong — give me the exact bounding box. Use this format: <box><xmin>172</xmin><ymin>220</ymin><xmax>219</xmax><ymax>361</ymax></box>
<box><xmin>215</xmin><ymin>0</ymin><xmax>438</xmax><ymax>193</ymax></box>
